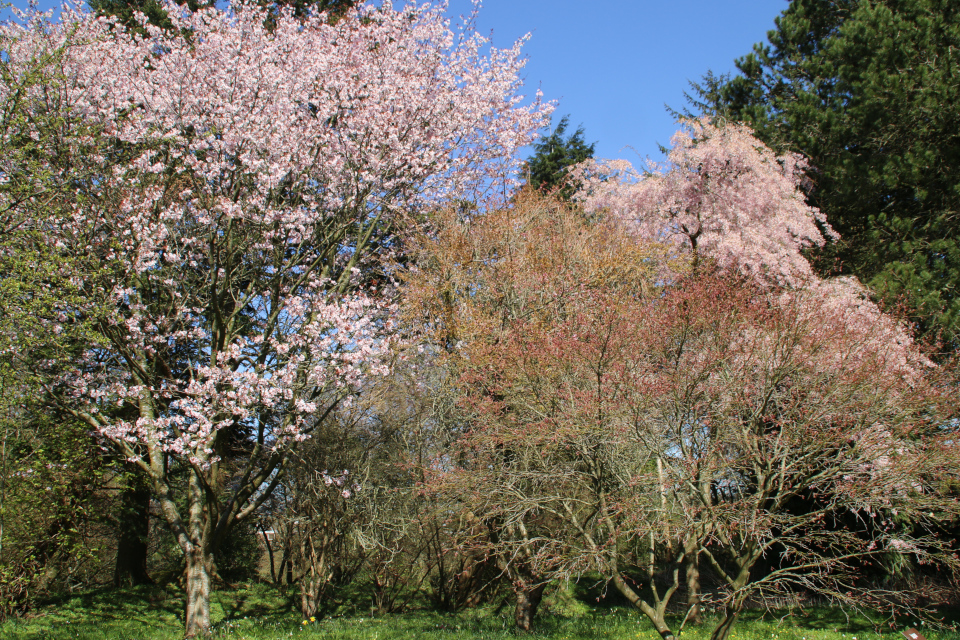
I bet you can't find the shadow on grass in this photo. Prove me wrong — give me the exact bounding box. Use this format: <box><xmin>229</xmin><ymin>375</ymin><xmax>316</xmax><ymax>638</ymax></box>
<box><xmin>6</xmin><ymin>584</ymin><xmax>960</xmax><ymax>640</ymax></box>
<box><xmin>3</xmin><ymin>582</ymin><xmax>305</xmax><ymax>639</ymax></box>
<box><xmin>736</xmin><ymin>605</ymin><xmax>960</xmax><ymax>636</ymax></box>
<box><xmin>737</xmin><ymin>607</ymin><xmax>881</xmax><ymax>632</ymax></box>
<box><xmin>38</xmin><ymin>584</ymin><xmax>179</xmax><ymax>618</ymax></box>
<box><xmin>213</xmin><ymin>583</ymin><xmax>298</xmax><ymax>626</ymax></box>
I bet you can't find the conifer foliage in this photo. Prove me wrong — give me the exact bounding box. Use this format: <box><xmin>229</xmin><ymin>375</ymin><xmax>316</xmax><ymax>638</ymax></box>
<box><xmin>524</xmin><ymin>115</ymin><xmax>595</xmax><ymax>199</ymax></box>
<box><xmin>689</xmin><ymin>0</ymin><xmax>960</xmax><ymax>345</ymax></box>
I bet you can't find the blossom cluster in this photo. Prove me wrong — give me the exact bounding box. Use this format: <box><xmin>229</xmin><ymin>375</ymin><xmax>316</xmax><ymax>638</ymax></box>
<box><xmin>573</xmin><ymin>120</ymin><xmax>928</xmax><ymax>380</ymax></box>
<box><xmin>1</xmin><ymin>0</ymin><xmax>549</xmax><ymax>467</ymax></box>
<box><xmin>574</xmin><ymin>121</ymin><xmax>833</xmax><ymax>286</ymax></box>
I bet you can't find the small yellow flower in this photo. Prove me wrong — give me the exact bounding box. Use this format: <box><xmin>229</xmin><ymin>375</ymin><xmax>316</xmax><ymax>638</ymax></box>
<box><xmin>302</xmin><ymin>620</ymin><xmax>309</xmax><ymax>625</ymax></box>
<box><xmin>310</xmin><ymin>617</ymin><xmax>316</xmax><ymax>622</ymax></box>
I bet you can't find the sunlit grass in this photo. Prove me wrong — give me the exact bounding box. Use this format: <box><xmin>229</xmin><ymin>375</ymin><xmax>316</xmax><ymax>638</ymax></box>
<box><xmin>2</xmin><ymin>585</ymin><xmax>958</xmax><ymax>640</ymax></box>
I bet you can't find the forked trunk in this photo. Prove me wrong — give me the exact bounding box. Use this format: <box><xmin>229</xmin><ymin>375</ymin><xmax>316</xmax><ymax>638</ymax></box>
<box><xmin>299</xmin><ymin>536</ymin><xmax>328</xmax><ymax>620</ymax></box>
<box><xmin>710</xmin><ymin>601</ymin><xmax>743</xmax><ymax>640</ymax></box>
<box><xmin>648</xmin><ymin>614</ymin><xmax>676</xmax><ymax>640</ymax></box>
<box><xmin>301</xmin><ymin>576</ymin><xmax>322</xmax><ymax>620</ymax></box>
<box><xmin>513</xmin><ymin>582</ymin><xmax>546</xmax><ymax>631</ymax></box>
<box><xmin>610</xmin><ymin>573</ymin><xmax>676</xmax><ymax>640</ymax></box>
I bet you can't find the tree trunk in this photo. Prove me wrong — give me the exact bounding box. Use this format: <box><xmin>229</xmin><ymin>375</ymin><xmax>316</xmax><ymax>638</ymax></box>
<box><xmin>114</xmin><ymin>467</ymin><xmax>153</xmax><ymax>587</ymax></box>
<box><xmin>513</xmin><ymin>582</ymin><xmax>546</xmax><ymax>631</ymax></box>
<box><xmin>685</xmin><ymin>553</ymin><xmax>701</xmax><ymax>625</ymax></box>
<box><xmin>457</xmin><ymin>553</ymin><xmax>484</xmax><ymax>609</ymax></box>
<box><xmin>184</xmin><ymin>545</ymin><xmax>212</xmax><ymax>638</ymax></box>
<box><xmin>647</xmin><ymin>613</ymin><xmax>676</xmax><ymax>640</ymax></box>
<box><xmin>301</xmin><ymin>576</ymin><xmax>321</xmax><ymax>620</ymax></box>
<box><xmin>299</xmin><ymin>532</ymin><xmax>327</xmax><ymax>620</ymax></box>
<box><xmin>610</xmin><ymin>572</ymin><xmax>676</xmax><ymax>640</ymax></box>
<box><xmin>708</xmin><ymin>560</ymin><xmax>752</xmax><ymax>640</ymax></box>
<box><xmin>710</xmin><ymin>600</ymin><xmax>744</xmax><ymax>640</ymax></box>
<box><xmin>649</xmin><ymin>616</ymin><xmax>676</xmax><ymax>640</ymax></box>
<box><xmin>183</xmin><ymin>470</ymin><xmax>212</xmax><ymax>638</ymax></box>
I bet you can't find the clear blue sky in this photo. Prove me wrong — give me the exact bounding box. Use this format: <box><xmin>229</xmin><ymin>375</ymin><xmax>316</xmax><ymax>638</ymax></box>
<box><xmin>8</xmin><ymin>0</ymin><xmax>789</xmax><ymax>162</ymax></box>
<box><xmin>445</xmin><ymin>0</ymin><xmax>788</xmax><ymax>163</ymax></box>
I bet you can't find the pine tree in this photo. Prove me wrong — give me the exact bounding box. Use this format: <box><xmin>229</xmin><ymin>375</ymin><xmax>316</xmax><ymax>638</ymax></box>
<box><xmin>689</xmin><ymin>0</ymin><xmax>960</xmax><ymax>345</ymax></box>
<box><xmin>525</xmin><ymin>115</ymin><xmax>595</xmax><ymax>200</ymax></box>
<box><xmin>88</xmin><ymin>0</ymin><xmax>356</xmax><ymax>33</ymax></box>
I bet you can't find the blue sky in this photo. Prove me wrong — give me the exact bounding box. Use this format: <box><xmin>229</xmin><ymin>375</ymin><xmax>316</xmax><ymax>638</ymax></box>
<box><xmin>445</xmin><ymin>0</ymin><xmax>788</xmax><ymax>163</ymax></box>
<box><xmin>8</xmin><ymin>0</ymin><xmax>789</xmax><ymax>162</ymax></box>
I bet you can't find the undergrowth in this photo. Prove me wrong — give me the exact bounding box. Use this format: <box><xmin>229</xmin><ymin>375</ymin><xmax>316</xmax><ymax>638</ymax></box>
<box><xmin>1</xmin><ymin>583</ymin><xmax>957</xmax><ymax>640</ymax></box>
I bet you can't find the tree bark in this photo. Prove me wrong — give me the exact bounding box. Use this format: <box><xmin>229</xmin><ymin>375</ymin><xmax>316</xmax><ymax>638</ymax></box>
<box><xmin>301</xmin><ymin>577</ymin><xmax>321</xmax><ymax>621</ymax></box>
<box><xmin>710</xmin><ymin>600</ymin><xmax>744</xmax><ymax>640</ymax></box>
<box><xmin>685</xmin><ymin>553</ymin><xmax>701</xmax><ymax>625</ymax></box>
<box><xmin>184</xmin><ymin>545</ymin><xmax>212</xmax><ymax>638</ymax></box>
<box><xmin>299</xmin><ymin>531</ymin><xmax>328</xmax><ymax>620</ymax></box>
<box><xmin>513</xmin><ymin>582</ymin><xmax>546</xmax><ymax>631</ymax></box>
<box><xmin>183</xmin><ymin>471</ymin><xmax>212</xmax><ymax>638</ymax></box>
<box><xmin>707</xmin><ymin>561</ymin><xmax>752</xmax><ymax>640</ymax></box>
<box><xmin>610</xmin><ymin>572</ymin><xmax>676</xmax><ymax>640</ymax></box>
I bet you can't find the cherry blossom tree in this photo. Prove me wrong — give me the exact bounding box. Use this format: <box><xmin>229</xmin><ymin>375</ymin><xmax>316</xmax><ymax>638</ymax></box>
<box><xmin>0</xmin><ymin>2</ymin><xmax>548</xmax><ymax>635</ymax></box>
<box><xmin>407</xmin><ymin>122</ymin><xmax>958</xmax><ymax>636</ymax></box>
<box><xmin>411</xmin><ymin>194</ymin><xmax>956</xmax><ymax>638</ymax></box>
<box><xmin>573</xmin><ymin>120</ymin><xmax>835</xmax><ymax>286</ymax></box>
<box><xmin>405</xmin><ymin>192</ymin><xmax>668</xmax><ymax>630</ymax></box>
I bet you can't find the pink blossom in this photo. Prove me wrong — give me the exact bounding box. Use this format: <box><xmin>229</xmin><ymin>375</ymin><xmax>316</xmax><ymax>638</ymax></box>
<box><xmin>573</xmin><ymin>120</ymin><xmax>927</xmax><ymax>381</ymax></box>
<box><xmin>2</xmin><ymin>1</ymin><xmax>548</xmax><ymax>483</ymax></box>
<box><xmin>574</xmin><ymin>120</ymin><xmax>834</xmax><ymax>287</ymax></box>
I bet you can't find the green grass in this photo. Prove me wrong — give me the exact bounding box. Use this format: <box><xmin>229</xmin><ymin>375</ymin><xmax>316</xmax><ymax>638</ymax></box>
<box><xmin>1</xmin><ymin>584</ymin><xmax>958</xmax><ymax>640</ymax></box>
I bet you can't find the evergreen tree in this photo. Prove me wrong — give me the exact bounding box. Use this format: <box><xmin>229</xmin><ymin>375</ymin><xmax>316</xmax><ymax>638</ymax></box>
<box><xmin>88</xmin><ymin>0</ymin><xmax>356</xmax><ymax>33</ymax></box>
<box><xmin>525</xmin><ymin>115</ymin><xmax>595</xmax><ymax>200</ymax></box>
<box><xmin>258</xmin><ymin>0</ymin><xmax>356</xmax><ymax>23</ymax></box>
<box><xmin>688</xmin><ymin>0</ymin><xmax>960</xmax><ymax>345</ymax></box>
<box><xmin>87</xmin><ymin>0</ymin><xmax>215</xmax><ymax>34</ymax></box>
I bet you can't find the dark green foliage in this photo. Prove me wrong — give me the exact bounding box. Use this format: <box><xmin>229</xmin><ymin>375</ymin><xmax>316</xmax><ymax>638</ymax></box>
<box><xmin>87</xmin><ymin>0</ymin><xmax>356</xmax><ymax>34</ymax></box>
<box><xmin>258</xmin><ymin>0</ymin><xmax>357</xmax><ymax>24</ymax></box>
<box><xmin>215</xmin><ymin>519</ymin><xmax>262</xmax><ymax>584</ymax></box>
<box><xmin>112</xmin><ymin>465</ymin><xmax>153</xmax><ymax>588</ymax></box>
<box><xmin>0</xmin><ymin>410</ymin><xmax>115</xmax><ymax>618</ymax></box>
<box><xmin>87</xmin><ymin>0</ymin><xmax>216</xmax><ymax>35</ymax></box>
<box><xmin>689</xmin><ymin>0</ymin><xmax>960</xmax><ymax>345</ymax></box>
<box><xmin>525</xmin><ymin>115</ymin><xmax>596</xmax><ymax>200</ymax></box>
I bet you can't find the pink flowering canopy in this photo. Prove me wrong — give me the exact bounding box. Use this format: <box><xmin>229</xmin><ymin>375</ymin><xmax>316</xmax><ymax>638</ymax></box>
<box><xmin>574</xmin><ymin>120</ymin><xmax>835</xmax><ymax>287</ymax></box>
<box><xmin>0</xmin><ymin>4</ymin><xmax>550</xmax><ymax>631</ymax></box>
<box><xmin>2</xmin><ymin>0</ymin><xmax>550</xmax><ymax>468</ymax></box>
<box><xmin>573</xmin><ymin>119</ymin><xmax>928</xmax><ymax>379</ymax></box>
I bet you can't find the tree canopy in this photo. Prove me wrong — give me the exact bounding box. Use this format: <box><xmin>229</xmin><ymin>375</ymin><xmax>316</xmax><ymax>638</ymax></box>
<box><xmin>406</xmin><ymin>123</ymin><xmax>958</xmax><ymax>640</ymax></box>
<box><xmin>87</xmin><ymin>0</ymin><xmax>215</xmax><ymax>33</ymax></box>
<box><xmin>3</xmin><ymin>1</ymin><xmax>960</xmax><ymax>635</ymax></box>
<box><xmin>687</xmin><ymin>0</ymin><xmax>960</xmax><ymax>345</ymax></box>
<box><xmin>524</xmin><ymin>115</ymin><xmax>595</xmax><ymax>199</ymax></box>
<box><xmin>88</xmin><ymin>0</ymin><xmax>356</xmax><ymax>33</ymax></box>
<box><xmin>1</xmin><ymin>3</ymin><xmax>547</xmax><ymax>635</ymax></box>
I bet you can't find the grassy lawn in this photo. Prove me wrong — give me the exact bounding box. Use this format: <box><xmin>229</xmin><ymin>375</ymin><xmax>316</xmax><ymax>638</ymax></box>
<box><xmin>1</xmin><ymin>584</ymin><xmax>957</xmax><ymax>640</ymax></box>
